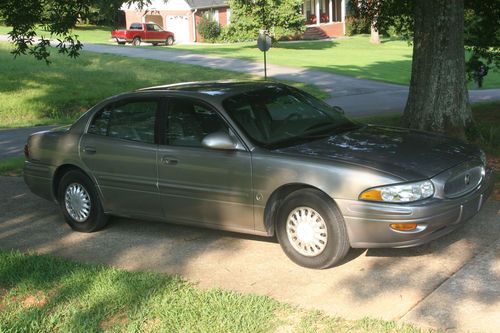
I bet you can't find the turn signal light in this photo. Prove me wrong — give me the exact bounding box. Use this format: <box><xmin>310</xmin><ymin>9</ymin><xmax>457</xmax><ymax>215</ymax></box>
<box><xmin>359</xmin><ymin>189</ymin><xmax>382</xmax><ymax>201</ymax></box>
<box><xmin>390</xmin><ymin>223</ymin><xmax>417</xmax><ymax>231</ymax></box>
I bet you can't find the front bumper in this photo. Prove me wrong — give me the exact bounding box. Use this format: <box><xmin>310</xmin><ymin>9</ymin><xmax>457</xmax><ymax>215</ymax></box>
<box><xmin>336</xmin><ymin>167</ymin><xmax>494</xmax><ymax>248</ymax></box>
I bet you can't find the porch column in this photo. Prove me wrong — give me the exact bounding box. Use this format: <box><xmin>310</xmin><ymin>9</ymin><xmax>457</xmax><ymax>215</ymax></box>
<box><xmin>341</xmin><ymin>0</ymin><xmax>345</xmax><ymax>21</ymax></box>
<box><xmin>341</xmin><ymin>0</ymin><xmax>346</xmax><ymax>34</ymax></box>
<box><xmin>315</xmin><ymin>0</ymin><xmax>320</xmax><ymax>26</ymax></box>
<box><xmin>328</xmin><ymin>0</ymin><xmax>332</xmax><ymax>23</ymax></box>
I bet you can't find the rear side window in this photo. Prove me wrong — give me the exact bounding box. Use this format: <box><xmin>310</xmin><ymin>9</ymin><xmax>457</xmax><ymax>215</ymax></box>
<box><xmin>130</xmin><ymin>23</ymin><xmax>142</xmax><ymax>30</ymax></box>
<box><xmin>88</xmin><ymin>100</ymin><xmax>157</xmax><ymax>144</ymax></box>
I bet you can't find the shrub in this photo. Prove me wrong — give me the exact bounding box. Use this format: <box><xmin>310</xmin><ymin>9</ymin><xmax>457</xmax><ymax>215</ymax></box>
<box><xmin>345</xmin><ymin>16</ymin><xmax>370</xmax><ymax>36</ymax></box>
<box><xmin>225</xmin><ymin>0</ymin><xmax>305</xmax><ymax>42</ymax></box>
<box><xmin>197</xmin><ymin>16</ymin><xmax>220</xmax><ymax>42</ymax></box>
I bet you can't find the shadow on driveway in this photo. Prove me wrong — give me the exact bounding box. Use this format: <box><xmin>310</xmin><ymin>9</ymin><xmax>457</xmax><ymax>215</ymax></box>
<box><xmin>0</xmin><ymin>176</ymin><xmax>498</xmax><ymax>331</ymax></box>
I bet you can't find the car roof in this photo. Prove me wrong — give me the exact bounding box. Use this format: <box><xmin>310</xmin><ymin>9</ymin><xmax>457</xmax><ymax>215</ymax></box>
<box><xmin>136</xmin><ymin>80</ymin><xmax>289</xmax><ymax>101</ymax></box>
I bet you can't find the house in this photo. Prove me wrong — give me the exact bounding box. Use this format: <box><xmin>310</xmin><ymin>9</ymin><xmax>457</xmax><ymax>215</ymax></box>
<box><xmin>120</xmin><ymin>0</ymin><xmax>346</xmax><ymax>43</ymax></box>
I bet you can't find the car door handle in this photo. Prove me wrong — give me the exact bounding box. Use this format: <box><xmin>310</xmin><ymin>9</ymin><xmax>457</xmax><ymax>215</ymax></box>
<box><xmin>83</xmin><ymin>146</ymin><xmax>97</xmax><ymax>154</ymax></box>
<box><xmin>161</xmin><ymin>156</ymin><xmax>178</xmax><ymax>165</ymax></box>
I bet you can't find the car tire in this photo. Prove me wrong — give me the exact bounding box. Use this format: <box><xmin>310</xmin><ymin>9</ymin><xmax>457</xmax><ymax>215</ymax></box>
<box><xmin>276</xmin><ymin>188</ymin><xmax>350</xmax><ymax>269</ymax></box>
<box><xmin>152</xmin><ymin>42</ymin><xmax>158</xmax><ymax>46</ymax></box>
<box><xmin>132</xmin><ymin>37</ymin><xmax>141</xmax><ymax>46</ymax></box>
<box><xmin>166</xmin><ymin>36</ymin><xmax>174</xmax><ymax>46</ymax></box>
<box><xmin>58</xmin><ymin>169</ymin><xmax>108</xmax><ymax>233</ymax></box>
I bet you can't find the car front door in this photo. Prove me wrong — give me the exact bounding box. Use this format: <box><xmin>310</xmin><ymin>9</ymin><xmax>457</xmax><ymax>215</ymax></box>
<box><xmin>157</xmin><ymin>98</ymin><xmax>254</xmax><ymax>231</ymax></box>
<box><xmin>80</xmin><ymin>98</ymin><xmax>162</xmax><ymax>218</ymax></box>
<box><xmin>145</xmin><ymin>23</ymin><xmax>163</xmax><ymax>42</ymax></box>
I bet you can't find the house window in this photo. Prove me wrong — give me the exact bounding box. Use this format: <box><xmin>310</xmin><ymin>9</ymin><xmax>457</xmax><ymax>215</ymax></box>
<box><xmin>213</xmin><ymin>9</ymin><xmax>219</xmax><ymax>24</ymax></box>
<box><xmin>203</xmin><ymin>9</ymin><xmax>219</xmax><ymax>24</ymax></box>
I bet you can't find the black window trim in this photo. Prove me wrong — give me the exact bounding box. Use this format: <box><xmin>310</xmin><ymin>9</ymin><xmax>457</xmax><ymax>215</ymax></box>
<box><xmin>160</xmin><ymin>96</ymin><xmax>250</xmax><ymax>151</ymax></box>
<box><xmin>86</xmin><ymin>97</ymin><xmax>164</xmax><ymax>145</ymax></box>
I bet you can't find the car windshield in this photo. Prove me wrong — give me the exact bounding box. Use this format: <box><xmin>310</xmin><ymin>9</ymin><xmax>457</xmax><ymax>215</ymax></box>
<box><xmin>223</xmin><ymin>85</ymin><xmax>357</xmax><ymax>149</ymax></box>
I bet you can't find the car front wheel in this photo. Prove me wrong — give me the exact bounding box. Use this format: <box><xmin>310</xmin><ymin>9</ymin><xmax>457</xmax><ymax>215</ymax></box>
<box><xmin>58</xmin><ymin>170</ymin><xmax>108</xmax><ymax>233</ymax></box>
<box><xmin>276</xmin><ymin>189</ymin><xmax>350</xmax><ymax>269</ymax></box>
<box><xmin>166</xmin><ymin>36</ymin><xmax>174</xmax><ymax>46</ymax></box>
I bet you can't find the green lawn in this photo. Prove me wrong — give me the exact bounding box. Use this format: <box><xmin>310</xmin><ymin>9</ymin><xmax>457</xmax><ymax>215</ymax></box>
<box><xmin>168</xmin><ymin>36</ymin><xmax>500</xmax><ymax>89</ymax></box>
<box><xmin>0</xmin><ymin>43</ymin><xmax>325</xmax><ymax>128</ymax></box>
<box><xmin>0</xmin><ymin>25</ymin><xmax>113</xmax><ymax>44</ymax></box>
<box><xmin>0</xmin><ymin>250</ymin><xmax>437</xmax><ymax>333</ymax></box>
<box><xmin>0</xmin><ymin>156</ymin><xmax>24</xmax><ymax>176</ymax></box>
<box><xmin>1</xmin><ymin>25</ymin><xmax>498</xmax><ymax>88</ymax></box>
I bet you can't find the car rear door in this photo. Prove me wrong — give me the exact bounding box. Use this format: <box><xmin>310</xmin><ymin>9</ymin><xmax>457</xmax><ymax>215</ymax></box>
<box><xmin>80</xmin><ymin>97</ymin><xmax>162</xmax><ymax>218</ymax></box>
<box><xmin>157</xmin><ymin>97</ymin><xmax>254</xmax><ymax>230</ymax></box>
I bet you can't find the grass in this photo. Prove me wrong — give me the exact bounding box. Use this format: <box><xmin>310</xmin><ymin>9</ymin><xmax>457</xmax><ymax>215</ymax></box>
<box><xmin>1</xmin><ymin>25</ymin><xmax>498</xmax><ymax>88</ymax></box>
<box><xmin>0</xmin><ymin>24</ymin><xmax>113</xmax><ymax>44</ymax></box>
<box><xmin>167</xmin><ymin>36</ymin><xmax>500</xmax><ymax>89</ymax></box>
<box><xmin>0</xmin><ymin>156</ymin><xmax>24</xmax><ymax>176</ymax></box>
<box><xmin>0</xmin><ymin>250</ymin><xmax>438</xmax><ymax>333</ymax></box>
<box><xmin>0</xmin><ymin>42</ymin><xmax>326</xmax><ymax>128</ymax></box>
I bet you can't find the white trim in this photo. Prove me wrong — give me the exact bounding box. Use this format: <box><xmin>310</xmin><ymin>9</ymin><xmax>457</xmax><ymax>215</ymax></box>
<box><xmin>192</xmin><ymin>9</ymin><xmax>198</xmax><ymax>42</ymax></box>
<box><xmin>341</xmin><ymin>0</ymin><xmax>345</xmax><ymax>34</ymax></box>
<box><xmin>315</xmin><ymin>0</ymin><xmax>320</xmax><ymax>26</ymax></box>
<box><xmin>226</xmin><ymin>8</ymin><xmax>231</xmax><ymax>25</ymax></box>
<box><xmin>328</xmin><ymin>0</ymin><xmax>333</xmax><ymax>23</ymax></box>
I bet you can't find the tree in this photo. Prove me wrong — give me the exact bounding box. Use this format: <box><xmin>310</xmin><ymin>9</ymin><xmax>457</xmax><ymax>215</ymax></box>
<box><xmin>0</xmin><ymin>0</ymin><xmax>149</xmax><ymax>63</ymax></box>
<box><xmin>355</xmin><ymin>0</ymin><xmax>499</xmax><ymax>140</ymax></box>
<box><xmin>224</xmin><ymin>0</ymin><xmax>304</xmax><ymax>42</ymax></box>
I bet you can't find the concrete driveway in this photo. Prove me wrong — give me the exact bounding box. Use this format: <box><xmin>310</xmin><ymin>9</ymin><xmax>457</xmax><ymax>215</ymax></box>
<box><xmin>1</xmin><ymin>176</ymin><xmax>499</xmax><ymax>332</ymax></box>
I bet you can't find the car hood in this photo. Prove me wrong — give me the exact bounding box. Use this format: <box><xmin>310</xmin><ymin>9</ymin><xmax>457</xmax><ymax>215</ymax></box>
<box><xmin>275</xmin><ymin>125</ymin><xmax>478</xmax><ymax>180</ymax></box>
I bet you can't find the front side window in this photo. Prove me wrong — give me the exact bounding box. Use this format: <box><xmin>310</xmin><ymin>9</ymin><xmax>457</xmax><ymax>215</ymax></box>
<box><xmin>146</xmin><ymin>24</ymin><xmax>162</xmax><ymax>32</ymax></box>
<box><xmin>88</xmin><ymin>100</ymin><xmax>157</xmax><ymax>144</ymax></box>
<box><xmin>223</xmin><ymin>85</ymin><xmax>355</xmax><ymax>148</ymax></box>
<box><xmin>166</xmin><ymin>99</ymin><xmax>228</xmax><ymax>148</ymax></box>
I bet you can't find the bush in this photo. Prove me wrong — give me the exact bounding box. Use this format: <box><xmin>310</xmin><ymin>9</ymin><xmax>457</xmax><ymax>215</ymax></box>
<box><xmin>345</xmin><ymin>16</ymin><xmax>370</xmax><ymax>36</ymax></box>
<box><xmin>197</xmin><ymin>16</ymin><xmax>220</xmax><ymax>43</ymax></box>
<box><xmin>225</xmin><ymin>0</ymin><xmax>305</xmax><ymax>42</ymax></box>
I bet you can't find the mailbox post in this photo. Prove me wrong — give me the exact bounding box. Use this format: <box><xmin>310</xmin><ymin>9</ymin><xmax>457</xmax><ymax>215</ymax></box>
<box><xmin>257</xmin><ymin>30</ymin><xmax>272</xmax><ymax>80</ymax></box>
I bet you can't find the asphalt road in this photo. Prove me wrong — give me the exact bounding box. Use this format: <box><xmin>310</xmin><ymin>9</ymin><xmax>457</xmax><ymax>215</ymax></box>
<box><xmin>1</xmin><ymin>176</ymin><xmax>499</xmax><ymax>332</ymax></box>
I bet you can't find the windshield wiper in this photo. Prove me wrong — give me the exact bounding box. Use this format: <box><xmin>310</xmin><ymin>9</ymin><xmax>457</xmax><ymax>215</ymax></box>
<box><xmin>303</xmin><ymin>121</ymin><xmax>336</xmax><ymax>133</ymax></box>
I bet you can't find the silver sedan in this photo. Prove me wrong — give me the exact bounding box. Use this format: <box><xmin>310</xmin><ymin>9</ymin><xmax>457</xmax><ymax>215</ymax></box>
<box><xmin>24</xmin><ymin>81</ymin><xmax>494</xmax><ymax>268</ymax></box>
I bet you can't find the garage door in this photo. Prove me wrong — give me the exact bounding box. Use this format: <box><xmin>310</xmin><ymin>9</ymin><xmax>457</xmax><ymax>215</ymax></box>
<box><xmin>166</xmin><ymin>15</ymin><xmax>190</xmax><ymax>43</ymax></box>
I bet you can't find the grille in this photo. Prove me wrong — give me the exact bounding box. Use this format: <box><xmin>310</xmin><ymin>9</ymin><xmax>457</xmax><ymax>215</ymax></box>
<box><xmin>444</xmin><ymin>165</ymin><xmax>484</xmax><ymax>198</ymax></box>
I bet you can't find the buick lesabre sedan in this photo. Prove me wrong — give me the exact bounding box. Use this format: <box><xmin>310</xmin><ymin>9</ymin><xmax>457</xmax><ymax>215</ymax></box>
<box><xmin>24</xmin><ymin>81</ymin><xmax>494</xmax><ymax>268</ymax></box>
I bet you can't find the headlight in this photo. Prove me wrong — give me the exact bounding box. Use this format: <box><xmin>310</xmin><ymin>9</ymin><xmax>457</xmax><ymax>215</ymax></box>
<box><xmin>359</xmin><ymin>180</ymin><xmax>434</xmax><ymax>203</ymax></box>
<box><xmin>479</xmin><ymin>149</ymin><xmax>487</xmax><ymax>166</ymax></box>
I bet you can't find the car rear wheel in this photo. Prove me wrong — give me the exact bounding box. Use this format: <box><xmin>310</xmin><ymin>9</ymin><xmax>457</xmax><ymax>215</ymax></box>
<box><xmin>166</xmin><ymin>36</ymin><xmax>174</xmax><ymax>46</ymax></box>
<box><xmin>276</xmin><ymin>189</ymin><xmax>350</xmax><ymax>269</ymax></box>
<box><xmin>132</xmin><ymin>37</ymin><xmax>141</xmax><ymax>46</ymax></box>
<box><xmin>58</xmin><ymin>170</ymin><xmax>108</xmax><ymax>233</ymax></box>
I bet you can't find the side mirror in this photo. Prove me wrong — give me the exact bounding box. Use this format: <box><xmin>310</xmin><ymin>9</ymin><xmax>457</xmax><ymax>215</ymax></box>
<box><xmin>202</xmin><ymin>132</ymin><xmax>238</xmax><ymax>150</ymax></box>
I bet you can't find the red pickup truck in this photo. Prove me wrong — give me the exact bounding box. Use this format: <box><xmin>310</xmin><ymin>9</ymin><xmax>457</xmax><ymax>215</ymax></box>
<box><xmin>111</xmin><ymin>22</ymin><xmax>175</xmax><ymax>46</ymax></box>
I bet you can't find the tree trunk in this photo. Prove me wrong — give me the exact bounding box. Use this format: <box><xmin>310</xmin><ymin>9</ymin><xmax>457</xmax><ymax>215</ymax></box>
<box><xmin>402</xmin><ymin>0</ymin><xmax>474</xmax><ymax>140</ymax></box>
<box><xmin>370</xmin><ymin>23</ymin><xmax>380</xmax><ymax>44</ymax></box>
